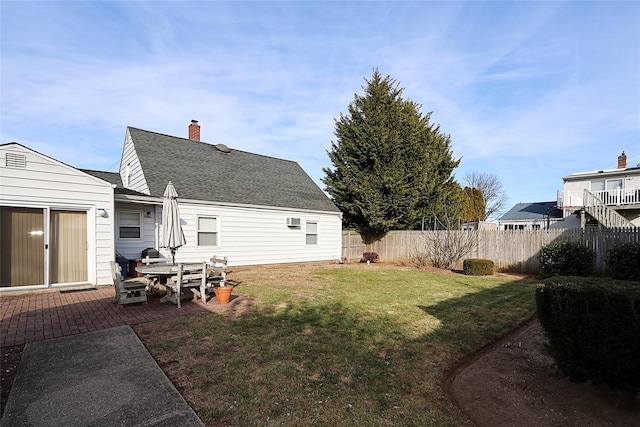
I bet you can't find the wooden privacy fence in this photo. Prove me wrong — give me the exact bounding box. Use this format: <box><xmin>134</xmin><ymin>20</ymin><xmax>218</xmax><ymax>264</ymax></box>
<box><xmin>342</xmin><ymin>228</ymin><xmax>640</xmax><ymax>274</ymax></box>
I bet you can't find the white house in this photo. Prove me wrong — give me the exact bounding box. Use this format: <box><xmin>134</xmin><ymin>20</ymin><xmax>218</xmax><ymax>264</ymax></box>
<box><xmin>1</xmin><ymin>121</ymin><xmax>343</xmax><ymax>291</ymax></box>
<box><xmin>556</xmin><ymin>151</ymin><xmax>640</xmax><ymax>228</ymax></box>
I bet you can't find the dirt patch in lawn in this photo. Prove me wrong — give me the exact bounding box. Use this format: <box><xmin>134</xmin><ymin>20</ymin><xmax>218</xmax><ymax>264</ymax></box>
<box><xmin>445</xmin><ymin>316</ymin><xmax>639</xmax><ymax>427</ymax></box>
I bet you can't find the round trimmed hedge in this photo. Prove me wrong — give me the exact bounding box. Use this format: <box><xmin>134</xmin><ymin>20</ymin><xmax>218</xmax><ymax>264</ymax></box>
<box><xmin>538</xmin><ymin>241</ymin><xmax>594</xmax><ymax>278</ymax></box>
<box><xmin>462</xmin><ymin>258</ymin><xmax>494</xmax><ymax>276</ymax></box>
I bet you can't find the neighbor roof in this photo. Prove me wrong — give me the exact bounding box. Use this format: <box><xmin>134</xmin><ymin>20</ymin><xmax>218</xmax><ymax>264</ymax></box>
<box><xmin>127</xmin><ymin>127</ymin><xmax>340</xmax><ymax>213</ymax></box>
<box><xmin>499</xmin><ymin>201</ymin><xmax>562</xmax><ymax>222</ymax></box>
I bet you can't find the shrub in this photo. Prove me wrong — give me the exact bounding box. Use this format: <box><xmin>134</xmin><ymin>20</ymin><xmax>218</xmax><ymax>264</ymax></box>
<box><xmin>538</xmin><ymin>241</ymin><xmax>594</xmax><ymax>278</ymax></box>
<box><xmin>606</xmin><ymin>242</ymin><xmax>640</xmax><ymax>281</ymax></box>
<box><xmin>360</xmin><ymin>252</ymin><xmax>379</xmax><ymax>263</ymax></box>
<box><xmin>462</xmin><ymin>258</ymin><xmax>494</xmax><ymax>276</ymax></box>
<box><xmin>536</xmin><ymin>276</ymin><xmax>640</xmax><ymax>397</ymax></box>
<box><xmin>410</xmin><ymin>248</ymin><xmax>430</xmax><ymax>268</ymax></box>
<box><xmin>418</xmin><ymin>229</ymin><xmax>477</xmax><ymax>270</ymax></box>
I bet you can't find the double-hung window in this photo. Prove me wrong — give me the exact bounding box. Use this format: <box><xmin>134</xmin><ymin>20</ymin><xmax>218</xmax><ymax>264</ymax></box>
<box><xmin>197</xmin><ymin>216</ymin><xmax>218</xmax><ymax>246</ymax></box>
<box><xmin>118</xmin><ymin>211</ymin><xmax>141</xmax><ymax>239</ymax></box>
<box><xmin>306</xmin><ymin>221</ymin><xmax>318</xmax><ymax>245</ymax></box>
<box><xmin>590</xmin><ymin>179</ymin><xmax>605</xmax><ymax>192</ymax></box>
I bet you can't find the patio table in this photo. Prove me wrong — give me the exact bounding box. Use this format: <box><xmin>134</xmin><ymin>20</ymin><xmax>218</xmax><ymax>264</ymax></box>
<box><xmin>135</xmin><ymin>263</ymin><xmax>203</xmax><ymax>276</ymax></box>
<box><xmin>136</xmin><ymin>263</ymin><xmax>207</xmax><ymax>305</ymax></box>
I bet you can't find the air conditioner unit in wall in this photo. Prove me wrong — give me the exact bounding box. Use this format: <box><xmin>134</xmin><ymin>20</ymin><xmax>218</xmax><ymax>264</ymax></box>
<box><xmin>287</xmin><ymin>217</ymin><xmax>301</xmax><ymax>227</ymax></box>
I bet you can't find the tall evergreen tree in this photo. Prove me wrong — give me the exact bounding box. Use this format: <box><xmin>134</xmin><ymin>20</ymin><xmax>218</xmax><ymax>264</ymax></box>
<box><xmin>462</xmin><ymin>171</ymin><xmax>507</xmax><ymax>221</ymax></box>
<box><xmin>322</xmin><ymin>70</ymin><xmax>460</xmax><ymax>234</ymax></box>
<box><xmin>460</xmin><ymin>186</ymin><xmax>486</xmax><ymax>222</ymax></box>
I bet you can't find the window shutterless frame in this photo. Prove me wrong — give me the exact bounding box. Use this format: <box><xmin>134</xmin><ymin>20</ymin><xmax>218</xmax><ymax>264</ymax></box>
<box><xmin>306</xmin><ymin>221</ymin><xmax>318</xmax><ymax>245</ymax></box>
<box><xmin>117</xmin><ymin>210</ymin><xmax>142</xmax><ymax>240</ymax></box>
<box><xmin>196</xmin><ymin>215</ymin><xmax>218</xmax><ymax>246</ymax></box>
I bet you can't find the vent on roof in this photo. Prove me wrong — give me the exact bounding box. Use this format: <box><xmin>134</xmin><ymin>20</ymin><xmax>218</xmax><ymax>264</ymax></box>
<box><xmin>215</xmin><ymin>143</ymin><xmax>231</xmax><ymax>153</ymax></box>
<box><xmin>6</xmin><ymin>153</ymin><xmax>26</xmax><ymax>168</ymax></box>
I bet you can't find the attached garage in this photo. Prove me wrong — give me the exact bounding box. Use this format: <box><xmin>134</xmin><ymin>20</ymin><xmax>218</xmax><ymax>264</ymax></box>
<box><xmin>0</xmin><ymin>143</ymin><xmax>115</xmax><ymax>290</ymax></box>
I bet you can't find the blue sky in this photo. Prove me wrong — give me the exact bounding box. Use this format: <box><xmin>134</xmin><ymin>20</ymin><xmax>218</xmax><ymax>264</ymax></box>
<box><xmin>2</xmin><ymin>1</ymin><xmax>639</xmax><ymax>219</ymax></box>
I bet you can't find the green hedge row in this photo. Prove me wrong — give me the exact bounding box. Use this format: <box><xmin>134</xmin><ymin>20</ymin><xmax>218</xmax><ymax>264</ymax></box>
<box><xmin>606</xmin><ymin>241</ymin><xmax>640</xmax><ymax>281</ymax></box>
<box><xmin>462</xmin><ymin>258</ymin><xmax>494</xmax><ymax>276</ymax></box>
<box><xmin>536</xmin><ymin>276</ymin><xmax>640</xmax><ymax>394</ymax></box>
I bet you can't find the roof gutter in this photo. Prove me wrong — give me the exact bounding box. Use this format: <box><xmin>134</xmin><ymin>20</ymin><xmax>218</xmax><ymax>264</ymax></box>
<box><xmin>563</xmin><ymin>167</ymin><xmax>638</xmax><ymax>182</ymax></box>
<box><xmin>114</xmin><ymin>194</ymin><xmax>342</xmax><ymax>216</ymax></box>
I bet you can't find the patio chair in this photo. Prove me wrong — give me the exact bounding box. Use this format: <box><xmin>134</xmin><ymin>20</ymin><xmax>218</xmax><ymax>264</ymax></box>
<box><xmin>165</xmin><ymin>262</ymin><xmax>207</xmax><ymax>308</ymax></box>
<box><xmin>141</xmin><ymin>255</ymin><xmax>169</xmax><ymax>265</ymax></box>
<box><xmin>109</xmin><ymin>261</ymin><xmax>148</xmax><ymax>306</ymax></box>
<box><xmin>207</xmin><ymin>256</ymin><xmax>228</xmax><ymax>288</ymax></box>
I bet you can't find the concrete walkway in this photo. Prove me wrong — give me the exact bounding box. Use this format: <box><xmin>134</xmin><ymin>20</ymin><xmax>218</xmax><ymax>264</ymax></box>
<box><xmin>1</xmin><ymin>326</ymin><xmax>204</xmax><ymax>426</ymax></box>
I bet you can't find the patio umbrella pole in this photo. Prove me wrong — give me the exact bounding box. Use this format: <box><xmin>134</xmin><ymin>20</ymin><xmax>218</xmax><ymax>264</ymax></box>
<box><xmin>162</xmin><ymin>181</ymin><xmax>187</xmax><ymax>265</ymax></box>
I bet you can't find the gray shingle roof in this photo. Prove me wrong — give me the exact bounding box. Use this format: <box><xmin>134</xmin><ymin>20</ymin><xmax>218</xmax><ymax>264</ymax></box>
<box><xmin>79</xmin><ymin>169</ymin><xmax>120</xmax><ymax>184</ymax></box>
<box><xmin>128</xmin><ymin>127</ymin><xmax>340</xmax><ymax>212</ymax></box>
<box><xmin>499</xmin><ymin>201</ymin><xmax>563</xmax><ymax>221</ymax></box>
<box><xmin>79</xmin><ymin>169</ymin><xmax>147</xmax><ymax>196</ymax></box>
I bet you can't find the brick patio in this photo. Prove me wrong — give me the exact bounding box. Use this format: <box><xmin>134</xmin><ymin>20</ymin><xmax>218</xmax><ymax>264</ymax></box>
<box><xmin>0</xmin><ymin>286</ymin><xmax>252</xmax><ymax>348</ymax></box>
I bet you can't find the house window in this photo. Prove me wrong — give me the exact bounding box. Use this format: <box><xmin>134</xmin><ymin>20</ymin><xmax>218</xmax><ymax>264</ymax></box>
<box><xmin>118</xmin><ymin>211</ymin><xmax>141</xmax><ymax>239</ymax></box>
<box><xmin>606</xmin><ymin>179</ymin><xmax>623</xmax><ymax>191</ymax></box>
<box><xmin>306</xmin><ymin>221</ymin><xmax>318</xmax><ymax>245</ymax></box>
<box><xmin>125</xmin><ymin>163</ymin><xmax>131</xmax><ymax>187</ymax></box>
<box><xmin>197</xmin><ymin>216</ymin><xmax>218</xmax><ymax>246</ymax></box>
<box><xmin>591</xmin><ymin>179</ymin><xmax>623</xmax><ymax>192</ymax></box>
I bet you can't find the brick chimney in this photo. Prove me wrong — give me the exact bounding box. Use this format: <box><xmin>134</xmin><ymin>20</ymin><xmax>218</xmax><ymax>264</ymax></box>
<box><xmin>618</xmin><ymin>151</ymin><xmax>627</xmax><ymax>169</ymax></box>
<box><xmin>188</xmin><ymin>120</ymin><xmax>200</xmax><ymax>141</ymax></box>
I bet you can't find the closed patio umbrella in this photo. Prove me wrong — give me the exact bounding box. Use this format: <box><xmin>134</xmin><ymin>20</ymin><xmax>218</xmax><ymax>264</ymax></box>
<box><xmin>161</xmin><ymin>181</ymin><xmax>186</xmax><ymax>264</ymax></box>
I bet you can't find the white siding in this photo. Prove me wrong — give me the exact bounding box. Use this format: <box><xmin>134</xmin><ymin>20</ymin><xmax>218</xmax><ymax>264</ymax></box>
<box><xmin>114</xmin><ymin>202</ymin><xmax>158</xmax><ymax>260</ymax></box>
<box><xmin>0</xmin><ymin>144</ymin><xmax>114</xmax><ymax>287</ymax></box>
<box><xmin>153</xmin><ymin>202</ymin><xmax>342</xmax><ymax>266</ymax></box>
<box><xmin>119</xmin><ymin>130</ymin><xmax>149</xmax><ymax>194</ymax></box>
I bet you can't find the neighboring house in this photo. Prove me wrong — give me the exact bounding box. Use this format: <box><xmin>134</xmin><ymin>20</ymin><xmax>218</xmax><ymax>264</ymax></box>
<box><xmin>557</xmin><ymin>152</ymin><xmax>640</xmax><ymax>228</ymax></box>
<box><xmin>498</xmin><ymin>201</ymin><xmax>563</xmax><ymax>230</ymax></box>
<box><xmin>1</xmin><ymin>121</ymin><xmax>343</xmax><ymax>291</ymax></box>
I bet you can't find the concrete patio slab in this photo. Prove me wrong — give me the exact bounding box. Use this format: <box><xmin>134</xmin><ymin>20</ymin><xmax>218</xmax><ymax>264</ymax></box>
<box><xmin>1</xmin><ymin>326</ymin><xmax>204</xmax><ymax>426</ymax></box>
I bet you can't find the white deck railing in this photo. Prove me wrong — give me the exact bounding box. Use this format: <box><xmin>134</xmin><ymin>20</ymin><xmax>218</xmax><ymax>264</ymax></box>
<box><xmin>591</xmin><ymin>188</ymin><xmax>640</xmax><ymax>206</ymax></box>
<box><xmin>559</xmin><ymin>187</ymin><xmax>640</xmax><ymax>209</ymax></box>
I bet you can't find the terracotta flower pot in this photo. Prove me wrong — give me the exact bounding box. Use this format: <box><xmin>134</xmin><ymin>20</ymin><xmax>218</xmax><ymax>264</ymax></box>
<box><xmin>214</xmin><ymin>286</ymin><xmax>233</xmax><ymax>304</ymax></box>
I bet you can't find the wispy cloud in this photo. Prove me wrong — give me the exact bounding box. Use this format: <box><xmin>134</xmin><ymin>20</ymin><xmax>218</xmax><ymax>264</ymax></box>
<box><xmin>2</xmin><ymin>1</ymin><xmax>638</xmax><ymax>209</ymax></box>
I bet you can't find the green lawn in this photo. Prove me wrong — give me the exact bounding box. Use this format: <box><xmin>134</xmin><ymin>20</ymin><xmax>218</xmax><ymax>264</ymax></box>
<box><xmin>135</xmin><ymin>263</ymin><xmax>538</xmax><ymax>426</ymax></box>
